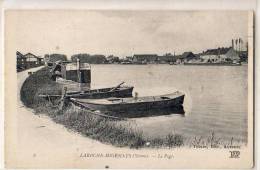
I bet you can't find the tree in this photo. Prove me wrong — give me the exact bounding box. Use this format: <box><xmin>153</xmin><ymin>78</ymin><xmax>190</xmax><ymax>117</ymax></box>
<box><xmin>47</xmin><ymin>54</ymin><xmax>67</xmax><ymax>62</ymax></box>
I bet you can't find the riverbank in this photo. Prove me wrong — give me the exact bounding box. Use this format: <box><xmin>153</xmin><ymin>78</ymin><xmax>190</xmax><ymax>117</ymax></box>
<box><xmin>20</xmin><ymin>67</ymin><xmax>185</xmax><ymax>148</ymax></box>
<box><xmin>19</xmin><ymin>66</ymin><xmax>246</xmax><ymax>150</ymax></box>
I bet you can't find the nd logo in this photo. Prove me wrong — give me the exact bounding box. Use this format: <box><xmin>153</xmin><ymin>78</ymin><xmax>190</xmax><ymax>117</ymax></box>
<box><xmin>229</xmin><ymin>151</ymin><xmax>240</xmax><ymax>158</ymax></box>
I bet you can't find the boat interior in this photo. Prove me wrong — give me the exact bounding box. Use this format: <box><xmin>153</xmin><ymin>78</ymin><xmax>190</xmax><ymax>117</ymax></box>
<box><xmin>67</xmin><ymin>86</ymin><xmax>132</xmax><ymax>95</ymax></box>
<box><xmin>73</xmin><ymin>91</ymin><xmax>184</xmax><ymax>104</ymax></box>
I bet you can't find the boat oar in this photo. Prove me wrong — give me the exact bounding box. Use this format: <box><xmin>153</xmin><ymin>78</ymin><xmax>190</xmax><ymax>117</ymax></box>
<box><xmin>109</xmin><ymin>81</ymin><xmax>125</xmax><ymax>92</ymax></box>
<box><xmin>38</xmin><ymin>94</ymin><xmax>61</xmax><ymax>98</ymax></box>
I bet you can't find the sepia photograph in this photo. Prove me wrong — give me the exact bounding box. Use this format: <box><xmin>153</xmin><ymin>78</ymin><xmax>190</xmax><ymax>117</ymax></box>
<box><xmin>4</xmin><ymin>10</ymin><xmax>254</xmax><ymax>168</ymax></box>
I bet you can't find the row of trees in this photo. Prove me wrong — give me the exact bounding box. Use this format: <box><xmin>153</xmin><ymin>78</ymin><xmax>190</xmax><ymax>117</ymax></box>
<box><xmin>45</xmin><ymin>53</ymin><xmax>119</xmax><ymax>64</ymax></box>
<box><xmin>71</xmin><ymin>54</ymin><xmax>107</xmax><ymax>64</ymax></box>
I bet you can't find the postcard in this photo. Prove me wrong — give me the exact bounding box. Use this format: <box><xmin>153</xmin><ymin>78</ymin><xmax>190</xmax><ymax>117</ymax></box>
<box><xmin>4</xmin><ymin>10</ymin><xmax>254</xmax><ymax>168</ymax></box>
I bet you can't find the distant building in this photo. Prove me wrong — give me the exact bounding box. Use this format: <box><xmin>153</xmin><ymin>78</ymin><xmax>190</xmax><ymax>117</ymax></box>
<box><xmin>107</xmin><ymin>55</ymin><xmax>114</xmax><ymax>62</ymax></box>
<box><xmin>157</xmin><ymin>53</ymin><xmax>175</xmax><ymax>64</ymax></box>
<box><xmin>239</xmin><ymin>50</ymin><xmax>248</xmax><ymax>62</ymax></box>
<box><xmin>176</xmin><ymin>52</ymin><xmax>198</xmax><ymax>63</ymax></box>
<box><xmin>24</xmin><ymin>52</ymin><xmax>44</xmax><ymax>67</ymax></box>
<box><xmin>120</xmin><ymin>56</ymin><xmax>133</xmax><ymax>64</ymax></box>
<box><xmin>133</xmin><ymin>54</ymin><xmax>158</xmax><ymax>64</ymax></box>
<box><xmin>16</xmin><ymin>51</ymin><xmax>27</xmax><ymax>70</ymax></box>
<box><xmin>125</xmin><ymin>56</ymin><xmax>133</xmax><ymax>61</ymax></box>
<box><xmin>107</xmin><ymin>55</ymin><xmax>120</xmax><ymax>64</ymax></box>
<box><xmin>16</xmin><ymin>51</ymin><xmax>44</xmax><ymax>71</ymax></box>
<box><xmin>200</xmin><ymin>47</ymin><xmax>240</xmax><ymax>63</ymax></box>
<box><xmin>182</xmin><ymin>52</ymin><xmax>198</xmax><ymax>61</ymax></box>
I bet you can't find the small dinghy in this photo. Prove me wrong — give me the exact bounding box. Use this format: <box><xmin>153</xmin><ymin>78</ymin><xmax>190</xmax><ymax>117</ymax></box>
<box><xmin>70</xmin><ymin>91</ymin><xmax>185</xmax><ymax>113</ymax></box>
<box><xmin>39</xmin><ymin>82</ymin><xmax>133</xmax><ymax>99</ymax></box>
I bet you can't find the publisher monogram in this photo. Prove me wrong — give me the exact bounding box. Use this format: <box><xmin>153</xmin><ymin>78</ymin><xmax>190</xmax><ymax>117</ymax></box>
<box><xmin>229</xmin><ymin>151</ymin><xmax>240</xmax><ymax>158</ymax></box>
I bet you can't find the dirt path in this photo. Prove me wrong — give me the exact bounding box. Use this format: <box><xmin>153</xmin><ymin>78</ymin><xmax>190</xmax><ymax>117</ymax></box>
<box><xmin>9</xmin><ymin>67</ymin><xmax>120</xmax><ymax>168</ymax></box>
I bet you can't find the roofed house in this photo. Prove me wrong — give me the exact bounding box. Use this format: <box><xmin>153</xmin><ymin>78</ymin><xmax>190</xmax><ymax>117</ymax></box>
<box><xmin>182</xmin><ymin>52</ymin><xmax>198</xmax><ymax>61</ymax></box>
<box><xmin>24</xmin><ymin>53</ymin><xmax>44</xmax><ymax>67</ymax></box>
<box><xmin>133</xmin><ymin>54</ymin><xmax>158</xmax><ymax>64</ymax></box>
<box><xmin>16</xmin><ymin>51</ymin><xmax>27</xmax><ymax>71</ymax></box>
<box><xmin>200</xmin><ymin>47</ymin><xmax>240</xmax><ymax>63</ymax></box>
<box><xmin>157</xmin><ymin>53</ymin><xmax>175</xmax><ymax>64</ymax></box>
<box><xmin>16</xmin><ymin>51</ymin><xmax>44</xmax><ymax>71</ymax></box>
<box><xmin>176</xmin><ymin>52</ymin><xmax>198</xmax><ymax>64</ymax></box>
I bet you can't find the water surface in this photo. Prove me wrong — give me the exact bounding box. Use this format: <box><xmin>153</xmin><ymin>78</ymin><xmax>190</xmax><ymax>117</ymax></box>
<box><xmin>90</xmin><ymin>64</ymin><xmax>248</xmax><ymax>143</ymax></box>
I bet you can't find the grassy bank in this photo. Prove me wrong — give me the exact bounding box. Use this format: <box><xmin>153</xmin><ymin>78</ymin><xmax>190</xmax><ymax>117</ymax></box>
<box><xmin>20</xmin><ymin>67</ymin><xmax>184</xmax><ymax>148</ymax></box>
<box><xmin>20</xmin><ymin>67</ymin><xmax>62</xmax><ymax>107</ymax></box>
<box><xmin>20</xmin><ymin>67</ymin><xmax>242</xmax><ymax>148</ymax></box>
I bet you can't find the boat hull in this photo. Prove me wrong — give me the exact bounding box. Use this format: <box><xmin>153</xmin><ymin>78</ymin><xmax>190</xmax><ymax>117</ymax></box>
<box><xmin>67</xmin><ymin>87</ymin><xmax>133</xmax><ymax>99</ymax></box>
<box><xmin>72</xmin><ymin>93</ymin><xmax>185</xmax><ymax>114</ymax></box>
<box><xmin>39</xmin><ymin>86</ymin><xmax>134</xmax><ymax>100</ymax></box>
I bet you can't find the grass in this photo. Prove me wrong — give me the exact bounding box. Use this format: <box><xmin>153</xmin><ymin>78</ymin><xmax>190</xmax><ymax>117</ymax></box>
<box><xmin>189</xmin><ymin>131</ymin><xmax>244</xmax><ymax>148</ymax></box>
<box><xmin>21</xmin><ymin>67</ymin><xmax>242</xmax><ymax>149</ymax></box>
<box><xmin>20</xmin><ymin>67</ymin><xmax>184</xmax><ymax>149</ymax></box>
<box><xmin>20</xmin><ymin>67</ymin><xmax>62</xmax><ymax>107</ymax></box>
<box><xmin>53</xmin><ymin>106</ymin><xmax>146</xmax><ymax>148</ymax></box>
<box><xmin>147</xmin><ymin>134</ymin><xmax>184</xmax><ymax>148</ymax></box>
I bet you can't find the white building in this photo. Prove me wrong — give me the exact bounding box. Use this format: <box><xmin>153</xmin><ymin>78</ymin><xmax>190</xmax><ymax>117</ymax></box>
<box><xmin>200</xmin><ymin>47</ymin><xmax>240</xmax><ymax>63</ymax></box>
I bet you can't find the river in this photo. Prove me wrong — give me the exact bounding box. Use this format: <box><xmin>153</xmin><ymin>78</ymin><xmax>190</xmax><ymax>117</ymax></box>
<box><xmin>90</xmin><ymin>64</ymin><xmax>248</xmax><ymax>143</ymax></box>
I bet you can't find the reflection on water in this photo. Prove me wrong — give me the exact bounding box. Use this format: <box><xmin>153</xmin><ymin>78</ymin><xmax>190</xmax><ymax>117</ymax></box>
<box><xmin>90</xmin><ymin>64</ymin><xmax>248</xmax><ymax>143</ymax></box>
<box><xmin>108</xmin><ymin>106</ymin><xmax>185</xmax><ymax>118</ymax></box>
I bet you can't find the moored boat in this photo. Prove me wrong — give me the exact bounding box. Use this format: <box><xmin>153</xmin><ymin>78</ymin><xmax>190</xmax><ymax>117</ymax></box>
<box><xmin>67</xmin><ymin>85</ymin><xmax>133</xmax><ymax>99</ymax></box>
<box><xmin>70</xmin><ymin>91</ymin><xmax>185</xmax><ymax>113</ymax></box>
<box><xmin>39</xmin><ymin>85</ymin><xmax>134</xmax><ymax>99</ymax></box>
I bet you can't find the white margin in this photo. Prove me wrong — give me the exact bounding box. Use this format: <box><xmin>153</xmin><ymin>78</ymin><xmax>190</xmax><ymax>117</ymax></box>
<box><xmin>0</xmin><ymin>0</ymin><xmax>257</xmax><ymax>169</ymax></box>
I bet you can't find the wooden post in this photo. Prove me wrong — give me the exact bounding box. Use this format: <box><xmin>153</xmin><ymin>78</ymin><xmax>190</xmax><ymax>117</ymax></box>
<box><xmin>59</xmin><ymin>87</ymin><xmax>68</xmax><ymax>110</ymax></box>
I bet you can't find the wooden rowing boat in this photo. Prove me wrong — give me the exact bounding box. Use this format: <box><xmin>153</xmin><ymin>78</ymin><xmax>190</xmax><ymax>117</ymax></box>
<box><xmin>39</xmin><ymin>85</ymin><xmax>134</xmax><ymax>99</ymax></box>
<box><xmin>70</xmin><ymin>91</ymin><xmax>185</xmax><ymax>114</ymax></box>
<box><xmin>68</xmin><ymin>86</ymin><xmax>133</xmax><ymax>99</ymax></box>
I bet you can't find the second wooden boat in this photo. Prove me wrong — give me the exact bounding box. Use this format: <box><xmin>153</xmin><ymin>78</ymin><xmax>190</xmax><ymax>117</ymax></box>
<box><xmin>70</xmin><ymin>91</ymin><xmax>185</xmax><ymax>113</ymax></box>
<box><xmin>39</xmin><ymin>85</ymin><xmax>134</xmax><ymax>99</ymax></box>
<box><xmin>66</xmin><ymin>85</ymin><xmax>133</xmax><ymax>99</ymax></box>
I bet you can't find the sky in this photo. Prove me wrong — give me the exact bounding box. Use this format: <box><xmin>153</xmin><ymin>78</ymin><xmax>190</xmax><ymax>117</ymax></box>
<box><xmin>5</xmin><ymin>10</ymin><xmax>249</xmax><ymax>58</ymax></box>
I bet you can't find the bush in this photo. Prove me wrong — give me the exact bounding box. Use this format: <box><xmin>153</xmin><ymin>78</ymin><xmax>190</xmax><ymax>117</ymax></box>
<box><xmin>20</xmin><ymin>67</ymin><xmax>62</xmax><ymax>107</ymax></box>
